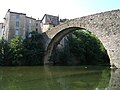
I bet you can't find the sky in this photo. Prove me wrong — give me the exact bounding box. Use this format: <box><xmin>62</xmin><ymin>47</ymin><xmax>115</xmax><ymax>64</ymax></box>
<box><xmin>0</xmin><ymin>0</ymin><xmax>120</xmax><ymax>22</ymax></box>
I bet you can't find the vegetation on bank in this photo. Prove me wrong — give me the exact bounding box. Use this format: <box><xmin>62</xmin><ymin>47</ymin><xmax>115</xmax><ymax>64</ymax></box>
<box><xmin>0</xmin><ymin>30</ymin><xmax>110</xmax><ymax>66</ymax></box>
<box><xmin>51</xmin><ymin>30</ymin><xmax>110</xmax><ymax>66</ymax></box>
<box><xmin>0</xmin><ymin>31</ymin><xmax>45</xmax><ymax>66</ymax></box>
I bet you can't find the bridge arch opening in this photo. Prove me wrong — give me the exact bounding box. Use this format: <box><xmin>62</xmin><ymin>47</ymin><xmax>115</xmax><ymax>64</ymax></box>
<box><xmin>44</xmin><ymin>27</ymin><xmax>110</xmax><ymax>66</ymax></box>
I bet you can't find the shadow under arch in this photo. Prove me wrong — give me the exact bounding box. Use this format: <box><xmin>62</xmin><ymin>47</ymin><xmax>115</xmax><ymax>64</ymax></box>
<box><xmin>44</xmin><ymin>27</ymin><xmax>110</xmax><ymax>65</ymax></box>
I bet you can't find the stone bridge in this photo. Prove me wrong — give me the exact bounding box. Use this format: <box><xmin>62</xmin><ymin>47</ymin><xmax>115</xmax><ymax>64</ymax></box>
<box><xmin>43</xmin><ymin>9</ymin><xmax>120</xmax><ymax>68</ymax></box>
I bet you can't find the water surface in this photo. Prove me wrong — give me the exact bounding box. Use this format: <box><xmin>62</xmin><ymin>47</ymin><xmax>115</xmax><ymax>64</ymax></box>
<box><xmin>0</xmin><ymin>66</ymin><xmax>117</xmax><ymax>90</ymax></box>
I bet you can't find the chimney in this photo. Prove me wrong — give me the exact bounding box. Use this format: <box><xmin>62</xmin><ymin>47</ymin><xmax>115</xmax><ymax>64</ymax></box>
<box><xmin>8</xmin><ymin>9</ymin><xmax>10</xmax><ymax>12</ymax></box>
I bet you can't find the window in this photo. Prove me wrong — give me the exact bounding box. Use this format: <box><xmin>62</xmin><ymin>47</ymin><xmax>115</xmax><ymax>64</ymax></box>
<box><xmin>29</xmin><ymin>26</ymin><xmax>32</xmax><ymax>30</ymax></box>
<box><xmin>36</xmin><ymin>23</ymin><xmax>38</xmax><ymax>27</ymax></box>
<box><xmin>29</xmin><ymin>19</ymin><xmax>31</xmax><ymax>23</ymax></box>
<box><xmin>15</xmin><ymin>29</ymin><xmax>19</xmax><ymax>36</ymax></box>
<box><xmin>16</xmin><ymin>21</ymin><xmax>19</xmax><ymax>27</ymax></box>
<box><xmin>27</xmin><ymin>26</ymin><xmax>32</xmax><ymax>31</ymax></box>
<box><xmin>16</xmin><ymin>15</ymin><xmax>20</xmax><ymax>19</ymax></box>
<box><xmin>36</xmin><ymin>28</ymin><xmax>38</xmax><ymax>32</ymax></box>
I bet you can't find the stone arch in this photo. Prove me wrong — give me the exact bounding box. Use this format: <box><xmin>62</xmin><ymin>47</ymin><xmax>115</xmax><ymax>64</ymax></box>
<box><xmin>44</xmin><ymin>26</ymin><xmax>110</xmax><ymax>65</ymax></box>
<box><xmin>44</xmin><ymin>9</ymin><xmax>120</xmax><ymax>68</ymax></box>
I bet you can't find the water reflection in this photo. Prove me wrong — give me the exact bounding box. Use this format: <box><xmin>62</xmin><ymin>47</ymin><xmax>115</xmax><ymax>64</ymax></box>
<box><xmin>0</xmin><ymin>66</ymin><xmax>119</xmax><ymax>90</ymax></box>
<box><xmin>44</xmin><ymin>66</ymin><xmax>110</xmax><ymax>90</ymax></box>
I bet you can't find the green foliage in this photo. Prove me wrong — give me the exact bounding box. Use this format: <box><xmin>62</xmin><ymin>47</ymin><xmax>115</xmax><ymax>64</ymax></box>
<box><xmin>0</xmin><ymin>31</ymin><xmax>45</xmax><ymax>66</ymax></box>
<box><xmin>10</xmin><ymin>36</ymin><xmax>24</xmax><ymax>65</ymax></box>
<box><xmin>0</xmin><ymin>38</ymin><xmax>12</xmax><ymax>65</ymax></box>
<box><xmin>22</xmin><ymin>31</ymin><xmax>44</xmax><ymax>65</ymax></box>
<box><xmin>51</xmin><ymin>30</ymin><xmax>110</xmax><ymax>66</ymax></box>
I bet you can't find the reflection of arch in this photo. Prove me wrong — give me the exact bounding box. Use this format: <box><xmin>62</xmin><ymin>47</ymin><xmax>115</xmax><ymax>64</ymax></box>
<box><xmin>44</xmin><ymin>10</ymin><xmax>120</xmax><ymax>68</ymax></box>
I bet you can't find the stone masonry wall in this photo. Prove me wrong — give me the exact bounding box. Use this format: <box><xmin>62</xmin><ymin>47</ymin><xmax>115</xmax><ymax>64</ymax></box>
<box><xmin>44</xmin><ymin>9</ymin><xmax>120</xmax><ymax>68</ymax></box>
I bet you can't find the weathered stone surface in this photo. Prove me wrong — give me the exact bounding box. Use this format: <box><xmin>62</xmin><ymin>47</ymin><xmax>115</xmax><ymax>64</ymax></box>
<box><xmin>44</xmin><ymin>9</ymin><xmax>120</xmax><ymax>68</ymax></box>
<box><xmin>109</xmin><ymin>69</ymin><xmax>120</xmax><ymax>89</ymax></box>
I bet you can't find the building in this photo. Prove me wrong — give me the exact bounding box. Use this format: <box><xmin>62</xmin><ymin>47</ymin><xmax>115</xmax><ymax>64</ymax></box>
<box><xmin>0</xmin><ymin>9</ymin><xmax>60</xmax><ymax>42</ymax></box>
<box><xmin>3</xmin><ymin>9</ymin><xmax>42</xmax><ymax>41</ymax></box>
<box><xmin>41</xmin><ymin>14</ymin><xmax>59</xmax><ymax>32</ymax></box>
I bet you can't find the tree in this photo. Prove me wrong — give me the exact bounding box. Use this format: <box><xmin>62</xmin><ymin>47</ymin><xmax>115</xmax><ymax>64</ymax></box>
<box><xmin>10</xmin><ymin>36</ymin><xmax>24</xmax><ymax>65</ymax></box>
<box><xmin>51</xmin><ymin>30</ymin><xmax>110</xmax><ymax>66</ymax></box>
<box><xmin>0</xmin><ymin>38</ymin><xmax>12</xmax><ymax>65</ymax></box>
<box><xmin>22</xmin><ymin>31</ymin><xmax>45</xmax><ymax>65</ymax></box>
<box><xmin>0</xmin><ymin>31</ymin><xmax>45</xmax><ymax>66</ymax></box>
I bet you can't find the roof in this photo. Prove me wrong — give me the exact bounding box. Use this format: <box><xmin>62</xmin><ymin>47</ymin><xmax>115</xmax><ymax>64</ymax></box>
<box><xmin>36</xmin><ymin>20</ymin><xmax>42</xmax><ymax>23</ymax></box>
<box><xmin>8</xmin><ymin>9</ymin><xmax>26</xmax><ymax>15</ymax></box>
<box><xmin>4</xmin><ymin>9</ymin><xmax>38</xmax><ymax>20</ymax></box>
<box><xmin>10</xmin><ymin>11</ymin><xmax>26</xmax><ymax>15</ymax></box>
<box><xmin>41</xmin><ymin>14</ymin><xmax>59</xmax><ymax>21</ymax></box>
<box><xmin>4</xmin><ymin>9</ymin><xmax>26</xmax><ymax>20</ymax></box>
<box><xmin>26</xmin><ymin>16</ymin><xmax>36</xmax><ymax>20</ymax></box>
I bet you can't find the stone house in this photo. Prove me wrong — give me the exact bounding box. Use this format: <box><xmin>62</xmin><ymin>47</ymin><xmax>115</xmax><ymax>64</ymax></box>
<box><xmin>3</xmin><ymin>9</ymin><xmax>41</xmax><ymax>41</ymax></box>
<box><xmin>0</xmin><ymin>10</ymin><xmax>61</xmax><ymax>42</ymax></box>
<box><xmin>41</xmin><ymin>14</ymin><xmax>59</xmax><ymax>32</ymax></box>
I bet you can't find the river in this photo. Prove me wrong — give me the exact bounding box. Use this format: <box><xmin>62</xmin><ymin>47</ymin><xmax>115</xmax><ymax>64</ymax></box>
<box><xmin>0</xmin><ymin>66</ymin><xmax>119</xmax><ymax>90</ymax></box>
